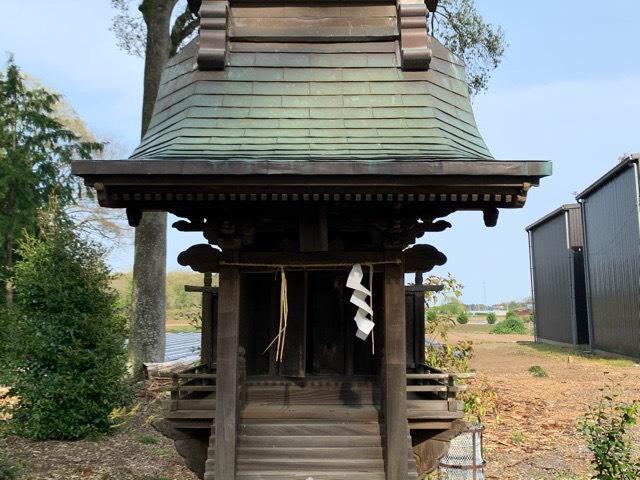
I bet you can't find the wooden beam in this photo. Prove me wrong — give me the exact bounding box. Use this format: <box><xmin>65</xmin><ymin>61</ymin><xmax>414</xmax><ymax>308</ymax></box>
<box><xmin>215</xmin><ymin>265</ymin><xmax>241</xmax><ymax>479</ymax></box>
<box><xmin>383</xmin><ymin>255</ymin><xmax>408</xmax><ymax>480</ymax></box>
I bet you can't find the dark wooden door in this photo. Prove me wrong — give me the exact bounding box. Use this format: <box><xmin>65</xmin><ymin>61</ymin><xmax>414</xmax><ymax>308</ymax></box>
<box><xmin>309</xmin><ymin>272</ymin><xmax>346</xmax><ymax>375</ymax></box>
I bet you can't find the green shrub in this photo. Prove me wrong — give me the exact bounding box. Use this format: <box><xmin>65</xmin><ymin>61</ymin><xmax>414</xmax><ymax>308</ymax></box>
<box><xmin>578</xmin><ymin>394</ymin><xmax>640</xmax><ymax>479</ymax></box>
<box><xmin>426</xmin><ymin>309</ymin><xmax>438</xmax><ymax>321</ymax></box>
<box><xmin>0</xmin><ymin>451</ymin><xmax>21</xmax><ymax>480</ymax></box>
<box><xmin>505</xmin><ymin>309</ymin><xmax>518</xmax><ymax>320</ymax></box>
<box><xmin>486</xmin><ymin>312</ymin><xmax>497</xmax><ymax>325</ymax></box>
<box><xmin>2</xmin><ymin>207</ymin><xmax>131</xmax><ymax>440</ymax></box>
<box><xmin>456</xmin><ymin>311</ymin><xmax>469</xmax><ymax>325</ymax></box>
<box><xmin>528</xmin><ymin>365</ymin><xmax>548</xmax><ymax>378</ymax></box>
<box><xmin>491</xmin><ymin>316</ymin><xmax>528</xmax><ymax>335</ymax></box>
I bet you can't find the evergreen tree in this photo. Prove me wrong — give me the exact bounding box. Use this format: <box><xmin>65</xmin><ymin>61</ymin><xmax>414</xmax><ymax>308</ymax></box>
<box><xmin>0</xmin><ymin>58</ymin><xmax>101</xmax><ymax>305</ymax></box>
<box><xmin>1</xmin><ymin>204</ymin><xmax>130</xmax><ymax>440</ymax></box>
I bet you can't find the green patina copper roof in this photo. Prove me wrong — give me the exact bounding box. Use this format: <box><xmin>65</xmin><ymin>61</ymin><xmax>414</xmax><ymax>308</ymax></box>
<box><xmin>132</xmin><ymin>37</ymin><xmax>493</xmax><ymax>161</ymax></box>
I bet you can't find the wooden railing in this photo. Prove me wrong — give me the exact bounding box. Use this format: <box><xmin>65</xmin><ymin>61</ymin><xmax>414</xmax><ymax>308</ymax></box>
<box><xmin>171</xmin><ymin>363</ymin><xmax>216</xmax><ymax>400</ymax></box>
<box><xmin>169</xmin><ymin>348</ymin><xmax>246</xmax><ymax>402</ymax></box>
<box><xmin>406</xmin><ymin>365</ymin><xmax>475</xmax><ymax>430</ymax></box>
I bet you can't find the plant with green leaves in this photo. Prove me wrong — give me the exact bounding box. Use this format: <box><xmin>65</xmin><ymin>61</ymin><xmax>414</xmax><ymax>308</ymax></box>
<box><xmin>505</xmin><ymin>309</ymin><xmax>518</xmax><ymax>319</ymax></box>
<box><xmin>528</xmin><ymin>365</ymin><xmax>548</xmax><ymax>378</ymax></box>
<box><xmin>432</xmin><ymin>0</ymin><xmax>507</xmax><ymax>94</ymax></box>
<box><xmin>492</xmin><ymin>315</ymin><xmax>528</xmax><ymax>335</ymax></box>
<box><xmin>463</xmin><ymin>381</ymin><xmax>499</xmax><ymax>425</ymax></box>
<box><xmin>0</xmin><ymin>57</ymin><xmax>101</xmax><ymax>306</ymax></box>
<box><xmin>423</xmin><ymin>274</ymin><xmax>473</xmax><ymax>372</ymax></box>
<box><xmin>1</xmin><ymin>203</ymin><xmax>131</xmax><ymax>440</ymax></box>
<box><xmin>578</xmin><ymin>391</ymin><xmax>640</xmax><ymax>480</ymax></box>
<box><xmin>486</xmin><ymin>312</ymin><xmax>497</xmax><ymax>324</ymax></box>
<box><xmin>456</xmin><ymin>311</ymin><xmax>469</xmax><ymax>325</ymax></box>
<box><xmin>0</xmin><ymin>451</ymin><xmax>21</xmax><ymax>480</ymax></box>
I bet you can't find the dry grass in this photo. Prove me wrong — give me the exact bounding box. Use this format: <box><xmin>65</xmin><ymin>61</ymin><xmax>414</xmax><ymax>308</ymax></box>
<box><xmin>451</xmin><ymin>325</ymin><xmax>640</xmax><ymax>480</ymax></box>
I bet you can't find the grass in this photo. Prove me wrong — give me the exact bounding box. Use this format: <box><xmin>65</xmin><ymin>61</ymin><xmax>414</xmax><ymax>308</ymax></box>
<box><xmin>528</xmin><ymin>365</ymin><xmax>548</xmax><ymax>378</ymax></box>
<box><xmin>510</xmin><ymin>430</ymin><xmax>526</xmax><ymax>445</ymax></box>
<box><xmin>154</xmin><ymin>446</ymin><xmax>173</xmax><ymax>457</ymax></box>
<box><xmin>0</xmin><ymin>451</ymin><xmax>21</xmax><ymax>480</ymax></box>
<box><xmin>452</xmin><ymin>323</ymin><xmax>495</xmax><ymax>334</ymax></box>
<box><xmin>135</xmin><ymin>433</ymin><xmax>160</xmax><ymax>445</ymax></box>
<box><xmin>523</xmin><ymin>342</ymin><xmax>637</xmax><ymax>368</ymax></box>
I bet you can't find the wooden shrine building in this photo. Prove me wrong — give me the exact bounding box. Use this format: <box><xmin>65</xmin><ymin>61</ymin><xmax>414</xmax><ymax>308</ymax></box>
<box><xmin>73</xmin><ymin>1</ymin><xmax>550</xmax><ymax>478</ymax></box>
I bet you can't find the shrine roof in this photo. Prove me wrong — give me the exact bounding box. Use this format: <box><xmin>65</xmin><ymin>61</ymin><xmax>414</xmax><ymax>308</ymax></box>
<box><xmin>131</xmin><ymin>37</ymin><xmax>492</xmax><ymax>162</ymax></box>
<box><xmin>73</xmin><ymin>1</ymin><xmax>550</xmax><ymax>211</ymax></box>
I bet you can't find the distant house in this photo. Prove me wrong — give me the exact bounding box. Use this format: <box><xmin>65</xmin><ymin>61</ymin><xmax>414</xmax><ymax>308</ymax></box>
<box><xmin>526</xmin><ymin>204</ymin><xmax>589</xmax><ymax>346</ymax></box>
<box><xmin>576</xmin><ymin>155</ymin><xmax>640</xmax><ymax>358</ymax></box>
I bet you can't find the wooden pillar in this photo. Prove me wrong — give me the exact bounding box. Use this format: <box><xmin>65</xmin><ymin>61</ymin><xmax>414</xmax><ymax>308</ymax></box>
<box><xmin>383</xmin><ymin>256</ymin><xmax>408</xmax><ymax>480</ymax></box>
<box><xmin>215</xmin><ymin>265</ymin><xmax>241</xmax><ymax>480</ymax></box>
<box><xmin>201</xmin><ymin>273</ymin><xmax>214</xmax><ymax>368</ymax></box>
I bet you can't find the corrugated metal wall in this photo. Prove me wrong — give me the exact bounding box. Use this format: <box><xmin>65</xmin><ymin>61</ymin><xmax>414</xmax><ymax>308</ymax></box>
<box><xmin>582</xmin><ymin>165</ymin><xmax>640</xmax><ymax>357</ymax></box>
<box><xmin>530</xmin><ymin>213</ymin><xmax>576</xmax><ymax>344</ymax></box>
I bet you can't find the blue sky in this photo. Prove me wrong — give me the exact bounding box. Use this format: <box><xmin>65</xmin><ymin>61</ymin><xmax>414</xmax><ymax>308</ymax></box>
<box><xmin>1</xmin><ymin>1</ymin><xmax>638</xmax><ymax>304</ymax></box>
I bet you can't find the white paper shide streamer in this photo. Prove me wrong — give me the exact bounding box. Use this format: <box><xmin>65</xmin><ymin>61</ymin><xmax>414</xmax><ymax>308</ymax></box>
<box><xmin>347</xmin><ymin>264</ymin><xmax>375</xmax><ymax>340</ymax></box>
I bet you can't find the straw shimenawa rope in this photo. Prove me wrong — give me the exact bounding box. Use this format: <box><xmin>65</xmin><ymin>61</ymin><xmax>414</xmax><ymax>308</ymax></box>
<box><xmin>222</xmin><ymin>260</ymin><xmax>400</xmax><ymax>364</ymax></box>
<box><xmin>262</xmin><ymin>267</ymin><xmax>288</xmax><ymax>363</ymax></box>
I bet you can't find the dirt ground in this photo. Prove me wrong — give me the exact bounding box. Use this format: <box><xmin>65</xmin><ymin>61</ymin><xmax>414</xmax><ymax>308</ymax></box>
<box><xmin>2</xmin><ymin>326</ymin><xmax>639</xmax><ymax>480</ymax></box>
<box><xmin>450</xmin><ymin>324</ymin><xmax>640</xmax><ymax>480</ymax></box>
<box><xmin>1</xmin><ymin>382</ymin><xmax>198</xmax><ymax>480</ymax></box>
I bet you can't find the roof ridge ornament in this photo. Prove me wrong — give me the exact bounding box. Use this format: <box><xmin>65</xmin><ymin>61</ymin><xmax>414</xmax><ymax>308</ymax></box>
<box><xmin>397</xmin><ymin>0</ymin><xmax>433</xmax><ymax>71</ymax></box>
<box><xmin>197</xmin><ymin>0</ymin><xmax>229</xmax><ymax>70</ymax></box>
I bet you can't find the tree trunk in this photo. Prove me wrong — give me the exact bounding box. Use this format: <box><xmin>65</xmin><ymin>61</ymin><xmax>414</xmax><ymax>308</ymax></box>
<box><xmin>129</xmin><ymin>0</ymin><xmax>179</xmax><ymax>375</ymax></box>
<box><xmin>4</xmin><ymin>233</ymin><xmax>13</xmax><ymax>307</ymax></box>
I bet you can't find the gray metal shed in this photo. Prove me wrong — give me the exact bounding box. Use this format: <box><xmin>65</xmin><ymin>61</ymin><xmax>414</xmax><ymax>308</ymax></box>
<box><xmin>527</xmin><ymin>204</ymin><xmax>589</xmax><ymax>346</ymax></box>
<box><xmin>576</xmin><ymin>155</ymin><xmax>640</xmax><ymax>358</ymax></box>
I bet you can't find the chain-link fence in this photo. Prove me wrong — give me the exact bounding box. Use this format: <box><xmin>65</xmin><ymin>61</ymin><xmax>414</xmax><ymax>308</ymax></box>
<box><xmin>438</xmin><ymin>424</ymin><xmax>485</xmax><ymax>480</ymax></box>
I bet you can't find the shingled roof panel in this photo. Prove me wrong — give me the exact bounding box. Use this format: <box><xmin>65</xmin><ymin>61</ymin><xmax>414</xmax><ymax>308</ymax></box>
<box><xmin>132</xmin><ymin>31</ymin><xmax>493</xmax><ymax>162</ymax></box>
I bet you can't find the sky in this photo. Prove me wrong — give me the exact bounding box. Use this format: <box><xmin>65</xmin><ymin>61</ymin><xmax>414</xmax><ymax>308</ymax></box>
<box><xmin>1</xmin><ymin>1</ymin><xmax>638</xmax><ymax>305</ymax></box>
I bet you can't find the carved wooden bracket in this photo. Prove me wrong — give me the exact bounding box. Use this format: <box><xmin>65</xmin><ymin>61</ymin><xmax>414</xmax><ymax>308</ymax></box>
<box><xmin>178</xmin><ymin>244</ymin><xmax>222</xmax><ymax>273</ymax></box>
<box><xmin>197</xmin><ymin>0</ymin><xmax>229</xmax><ymax>70</ymax></box>
<box><xmin>404</xmin><ymin>244</ymin><xmax>447</xmax><ymax>273</ymax></box>
<box><xmin>397</xmin><ymin>0</ymin><xmax>432</xmax><ymax>71</ymax></box>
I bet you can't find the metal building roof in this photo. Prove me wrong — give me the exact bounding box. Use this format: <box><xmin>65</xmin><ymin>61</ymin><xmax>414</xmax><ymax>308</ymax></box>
<box><xmin>526</xmin><ymin>204</ymin><xmax>583</xmax><ymax>249</ymax></box>
<box><xmin>576</xmin><ymin>154</ymin><xmax>640</xmax><ymax>200</ymax></box>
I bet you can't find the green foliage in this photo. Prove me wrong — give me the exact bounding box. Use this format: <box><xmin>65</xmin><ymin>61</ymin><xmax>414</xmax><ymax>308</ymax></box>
<box><xmin>433</xmin><ymin>0</ymin><xmax>507</xmax><ymax>95</ymax></box>
<box><xmin>423</xmin><ymin>274</ymin><xmax>474</xmax><ymax>372</ymax></box>
<box><xmin>0</xmin><ymin>57</ymin><xmax>101</xmax><ymax>303</ymax></box>
<box><xmin>0</xmin><ymin>451</ymin><xmax>21</xmax><ymax>480</ymax></box>
<box><xmin>510</xmin><ymin>430</ymin><xmax>526</xmax><ymax>445</ymax></box>
<box><xmin>505</xmin><ymin>309</ymin><xmax>518</xmax><ymax>320</ymax></box>
<box><xmin>1</xmin><ymin>205</ymin><xmax>131</xmax><ymax>440</ymax></box>
<box><xmin>578</xmin><ymin>391</ymin><xmax>640</xmax><ymax>480</ymax></box>
<box><xmin>486</xmin><ymin>312</ymin><xmax>497</xmax><ymax>325</ymax></box>
<box><xmin>528</xmin><ymin>365</ymin><xmax>548</xmax><ymax>378</ymax></box>
<box><xmin>492</xmin><ymin>316</ymin><xmax>528</xmax><ymax>335</ymax></box>
<box><xmin>456</xmin><ymin>311</ymin><xmax>469</xmax><ymax>325</ymax></box>
<box><xmin>463</xmin><ymin>381</ymin><xmax>498</xmax><ymax>424</ymax></box>
<box><xmin>136</xmin><ymin>433</ymin><xmax>160</xmax><ymax>445</ymax></box>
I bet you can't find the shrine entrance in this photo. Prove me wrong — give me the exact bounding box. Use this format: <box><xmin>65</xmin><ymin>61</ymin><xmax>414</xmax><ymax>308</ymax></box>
<box><xmin>241</xmin><ymin>270</ymin><xmax>381</xmax><ymax>379</ymax></box>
